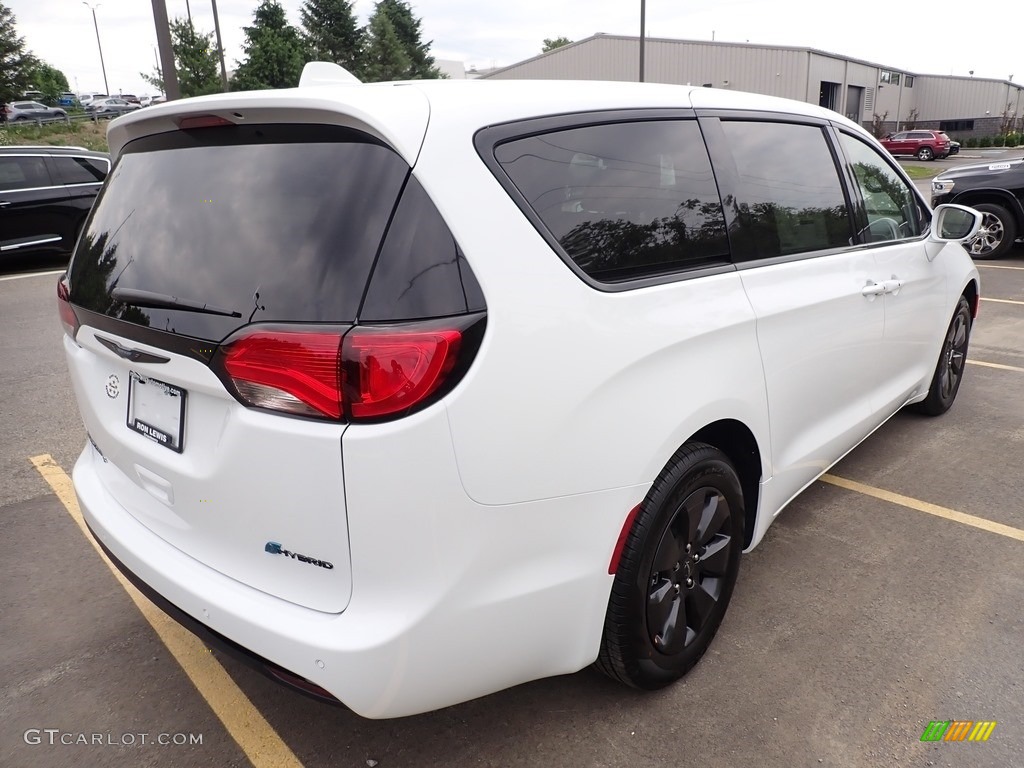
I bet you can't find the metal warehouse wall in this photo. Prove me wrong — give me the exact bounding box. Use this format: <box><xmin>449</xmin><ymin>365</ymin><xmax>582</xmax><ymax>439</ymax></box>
<box><xmin>486</xmin><ymin>35</ymin><xmax>807</xmax><ymax>101</ymax></box>
<box><xmin>914</xmin><ymin>77</ymin><xmax>1024</xmax><ymax>123</ymax></box>
<box><xmin>485</xmin><ymin>35</ymin><xmax>1023</xmax><ymax>134</ymax></box>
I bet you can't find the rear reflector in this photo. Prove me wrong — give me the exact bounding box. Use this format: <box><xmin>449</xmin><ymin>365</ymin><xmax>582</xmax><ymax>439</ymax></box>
<box><xmin>342</xmin><ymin>328</ymin><xmax>462</xmax><ymax>420</ymax></box>
<box><xmin>177</xmin><ymin>114</ymin><xmax>235</xmax><ymax>130</ymax></box>
<box><xmin>57</xmin><ymin>274</ymin><xmax>79</xmax><ymax>339</ymax></box>
<box><xmin>222</xmin><ymin>332</ymin><xmax>344</xmax><ymax>419</ymax></box>
<box><xmin>609</xmin><ymin>504</ymin><xmax>642</xmax><ymax>574</ymax></box>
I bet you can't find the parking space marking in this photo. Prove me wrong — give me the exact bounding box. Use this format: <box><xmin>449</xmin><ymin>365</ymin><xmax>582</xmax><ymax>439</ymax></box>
<box><xmin>0</xmin><ymin>269</ymin><xmax>65</xmax><ymax>282</ymax></box>
<box><xmin>822</xmin><ymin>473</ymin><xmax>1024</xmax><ymax>543</ymax></box>
<box><xmin>981</xmin><ymin>297</ymin><xmax>1024</xmax><ymax>306</ymax></box>
<box><xmin>30</xmin><ymin>454</ymin><xmax>304</xmax><ymax>768</ymax></box>
<box><xmin>976</xmin><ymin>264</ymin><xmax>1024</xmax><ymax>271</ymax></box>
<box><xmin>967</xmin><ymin>359</ymin><xmax>1024</xmax><ymax>373</ymax></box>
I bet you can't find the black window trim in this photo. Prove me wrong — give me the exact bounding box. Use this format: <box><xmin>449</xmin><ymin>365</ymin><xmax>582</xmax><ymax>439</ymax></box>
<box><xmin>697</xmin><ymin>110</ymin><xmax>861</xmax><ymax>269</ymax></box>
<box><xmin>474</xmin><ymin>107</ymin><xmax>736</xmax><ymax>293</ymax></box>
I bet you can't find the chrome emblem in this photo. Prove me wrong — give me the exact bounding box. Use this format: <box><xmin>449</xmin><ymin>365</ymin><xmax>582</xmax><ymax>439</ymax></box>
<box><xmin>105</xmin><ymin>374</ymin><xmax>120</xmax><ymax>399</ymax></box>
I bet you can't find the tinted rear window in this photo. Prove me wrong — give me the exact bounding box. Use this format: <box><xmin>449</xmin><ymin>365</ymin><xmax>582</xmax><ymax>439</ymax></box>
<box><xmin>52</xmin><ymin>155</ymin><xmax>108</xmax><ymax>185</ymax></box>
<box><xmin>495</xmin><ymin>120</ymin><xmax>729</xmax><ymax>283</ymax></box>
<box><xmin>69</xmin><ymin>124</ymin><xmax>409</xmax><ymax>341</ymax></box>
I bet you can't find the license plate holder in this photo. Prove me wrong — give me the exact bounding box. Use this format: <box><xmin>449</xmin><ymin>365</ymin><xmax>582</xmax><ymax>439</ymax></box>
<box><xmin>126</xmin><ymin>372</ymin><xmax>186</xmax><ymax>453</ymax></box>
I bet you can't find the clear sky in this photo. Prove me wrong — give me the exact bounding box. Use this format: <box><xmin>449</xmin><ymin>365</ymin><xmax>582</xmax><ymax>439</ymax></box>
<box><xmin>7</xmin><ymin>0</ymin><xmax>1021</xmax><ymax>98</ymax></box>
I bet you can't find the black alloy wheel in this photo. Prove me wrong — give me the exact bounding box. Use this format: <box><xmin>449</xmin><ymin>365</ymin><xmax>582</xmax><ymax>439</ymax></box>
<box><xmin>596</xmin><ymin>442</ymin><xmax>744</xmax><ymax>689</ymax></box>
<box><xmin>914</xmin><ymin>296</ymin><xmax>972</xmax><ymax>416</ymax></box>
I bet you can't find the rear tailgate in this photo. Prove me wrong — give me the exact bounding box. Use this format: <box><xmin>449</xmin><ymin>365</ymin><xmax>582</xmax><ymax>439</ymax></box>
<box><xmin>64</xmin><ymin>105</ymin><xmax>425</xmax><ymax>613</ymax></box>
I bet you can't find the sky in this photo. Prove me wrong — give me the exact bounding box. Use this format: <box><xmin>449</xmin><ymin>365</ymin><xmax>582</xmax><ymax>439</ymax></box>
<box><xmin>7</xmin><ymin>0</ymin><xmax>1022</xmax><ymax>98</ymax></box>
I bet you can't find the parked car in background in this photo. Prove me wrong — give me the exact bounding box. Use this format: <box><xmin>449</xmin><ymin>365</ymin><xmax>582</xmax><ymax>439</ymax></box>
<box><xmin>946</xmin><ymin>136</ymin><xmax>960</xmax><ymax>155</ymax></box>
<box><xmin>86</xmin><ymin>98</ymin><xmax>141</xmax><ymax>117</ymax></box>
<box><xmin>58</xmin><ymin>92</ymin><xmax>79</xmax><ymax>108</ymax></box>
<box><xmin>880</xmin><ymin>130</ymin><xmax>951</xmax><ymax>161</ymax></box>
<box><xmin>0</xmin><ymin>146</ymin><xmax>110</xmax><ymax>259</ymax></box>
<box><xmin>120</xmin><ymin>94</ymin><xmax>141</xmax><ymax>105</ymax></box>
<box><xmin>61</xmin><ymin>70</ymin><xmax>984</xmax><ymax>718</ymax></box>
<box><xmin>933</xmin><ymin>157</ymin><xmax>1024</xmax><ymax>258</ymax></box>
<box><xmin>79</xmin><ymin>93</ymin><xmax>108</xmax><ymax>107</ymax></box>
<box><xmin>5</xmin><ymin>101</ymin><xmax>67</xmax><ymax>122</ymax></box>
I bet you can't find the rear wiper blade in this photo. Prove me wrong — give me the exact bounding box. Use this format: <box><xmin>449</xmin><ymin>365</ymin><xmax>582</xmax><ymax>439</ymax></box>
<box><xmin>111</xmin><ymin>287</ymin><xmax>242</xmax><ymax>318</ymax></box>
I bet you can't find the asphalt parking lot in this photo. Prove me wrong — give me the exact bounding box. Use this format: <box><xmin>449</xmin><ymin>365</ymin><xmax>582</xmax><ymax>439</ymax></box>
<box><xmin>2</xmin><ymin>230</ymin><xmax>1022</xmax><ymax>767</ymax></box>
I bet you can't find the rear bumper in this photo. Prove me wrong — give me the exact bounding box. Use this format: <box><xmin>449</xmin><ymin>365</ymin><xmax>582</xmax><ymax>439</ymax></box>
<box><xmin>75</xmin><ymin>422</ymin><xmax>645</xmax><ymax>718</ymax></box>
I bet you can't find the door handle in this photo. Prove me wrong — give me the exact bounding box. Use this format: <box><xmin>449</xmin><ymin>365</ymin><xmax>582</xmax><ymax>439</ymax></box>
<box><xmin>882</xmin><ymin>277</ymin><xmax>903</xmax><ymax>295</ymax></box>
<box><xmin>861</xmin><ymin>281</ymin><xmax>886</xmax><ymax>298</ymax></box>
<box><xmin>0</xmin><ymin>201</ymin><xmax>11</xmax><ymax>207</ymax></box>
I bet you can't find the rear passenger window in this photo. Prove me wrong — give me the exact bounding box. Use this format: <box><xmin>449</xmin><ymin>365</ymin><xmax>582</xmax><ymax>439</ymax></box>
<box><xmin>721</xmin><ymin>121</ymin><xmax>852</xmax><ymax>259</ymax></box>
<box><xmin>0</xmin><ymin>156</ymin><xmax>51</xmax><ymax>191</ymax></box>
<box><xmin>53</xmin><ymin>156</ymin><xmax>108</xmax><ymax>185</ymax></box>
<box><xmin>495</xmin><ymin>121</ymin><xmax>728</xmax><ymax>282</ymax></box>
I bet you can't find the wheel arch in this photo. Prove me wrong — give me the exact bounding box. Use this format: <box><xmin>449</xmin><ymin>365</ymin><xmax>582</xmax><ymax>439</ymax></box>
<box><xmin>962</xmin><ymin>278</ymin><xmax>980</xmax><ymax>319</ymax></box>
<box><xmin>685</xmin><ymin>419</ymin><xmax>763</xmax><ymax>549</ymax></box>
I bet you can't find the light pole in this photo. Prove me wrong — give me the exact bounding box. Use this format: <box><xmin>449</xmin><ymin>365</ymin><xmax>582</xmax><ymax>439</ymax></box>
<box><xmin>211</xmin><ymin>0</ymin><xmax>228</xmax><ymax>91</ymax></box>
<box><xmin>82</xmin><ymin>3</ymin><xmax>110</xmax><ymax>96</ymax></box>
<box><xmin>639</xmin><ymin>0</ymin><xmax>646</xmax><ymax>83</ymax></box>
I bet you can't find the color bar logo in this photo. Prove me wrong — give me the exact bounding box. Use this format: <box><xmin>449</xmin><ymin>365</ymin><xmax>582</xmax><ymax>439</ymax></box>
<box><xmin>920</xmin><ymin>721</ymin><xmax>997</xmax><ymax>742</ymax></box>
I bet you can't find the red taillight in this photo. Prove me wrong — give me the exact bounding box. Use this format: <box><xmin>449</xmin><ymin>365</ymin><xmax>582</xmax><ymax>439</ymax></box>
<box><xmin>609</xmin><ymin>504</ymin><xmax>642</xmax><ymax>574</ymax></box>
<box><xmin>342</xmin><ymin>328</ymin><xmax>462</xmax><ymax>420</ymax></box>
<box><xmin>222</xmin><ymin>332</ymin><xmax>344</xmax><ymax>419</ymax></box>
<box><xmin>57</xmin><ymin>275</ymin><xmax>79</xmax><ymax>339</ymax></box>
<box><xmin>217</xmin><ymin>318</ymin><xmax>481</xmax><ymax>422</ymax></box>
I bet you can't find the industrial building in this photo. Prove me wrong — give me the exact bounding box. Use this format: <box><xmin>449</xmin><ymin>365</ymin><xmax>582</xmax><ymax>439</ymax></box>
<box><xmin>482</xmin><ymin>34</ymin><xmax>1024</xmax><ymax>139</ymax></box>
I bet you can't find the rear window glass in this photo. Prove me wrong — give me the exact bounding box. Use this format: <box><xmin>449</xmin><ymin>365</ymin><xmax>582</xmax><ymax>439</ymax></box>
<box><xmin>0</xmin><ymin>155</ymin><xmax>51</xmax><ymax>190</ymax></box>
<box><xmin>69</xmin><ymin>124</ymin><xmax>409</xmax><ymax>341</ymax></box>
<box><xmin>495</xmin><ymin>120</ymin><xmax>729</xmax><ymax>282</ymax></box>
<box><xmin>52</xmin><ymin>155</ymin><xmax>108</xmax><ymax>185</ymax></box>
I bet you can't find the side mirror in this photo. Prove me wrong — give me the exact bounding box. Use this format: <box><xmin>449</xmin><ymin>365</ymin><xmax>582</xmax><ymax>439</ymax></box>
<box><xmin>925</xmin><ymin>204</ymin><xmax>983</xmax><ymax>260</ymax></box>
<box><xmin>929</xmin><ymin>204</ymin><xmax>983</xmax><ymax>242</ymax></box>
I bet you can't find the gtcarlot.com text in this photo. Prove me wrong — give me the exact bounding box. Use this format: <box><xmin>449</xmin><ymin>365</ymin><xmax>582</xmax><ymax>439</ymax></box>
<box><xmin>24</xmin><ymin>729</ymin><xmax>203</xmax><ymax>746</ymax></box>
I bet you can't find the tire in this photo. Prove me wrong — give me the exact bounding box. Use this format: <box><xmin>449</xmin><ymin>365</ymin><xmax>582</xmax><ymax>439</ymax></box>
<box><xmin>917</xmin><ymin>146</ymin><xmax>934</xmax><ymax>161</ymax></box>
<box><xmin>595</xmin><ymin>442</ymin><xmax>744</xmax><ymax>689</ymax></box>
<box><xmin>913</xmin><ymin>296</ymin><xmax>972</xmax><ymax>416</ymax></box>
<box><xmin>966</xmin><ymin>203</ymin><xmax>1017</xmax><ymax>259</ymax></box>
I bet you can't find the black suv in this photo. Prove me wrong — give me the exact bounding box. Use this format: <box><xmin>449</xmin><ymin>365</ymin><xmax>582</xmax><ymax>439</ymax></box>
<box><xmin>0</xmin><ymin>146</ymin><xmax>110</xmax><ymax>260</ymax></box>
<box><xmin>932</xmin><ymin>157</ymin><xmax>1024</xmax><ymax>258</ymax></box>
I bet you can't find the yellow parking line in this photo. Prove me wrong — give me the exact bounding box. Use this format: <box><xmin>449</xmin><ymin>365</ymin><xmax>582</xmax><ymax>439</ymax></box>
<box><xmin>30</xmin><ymin>454</ymin><xmax>304</xmax><ymax>768</ymax></box>
<box><xmin>822</xmin><ymin>473</ymin><xmax>1024</xmax><ymax>543</ymax></box>
<box><xmin>976</xmin><ymin>264</ymin><xmax>1024</xmax><ymax>270</ymax></box>
<box><xmin>981</xmin><ymin>297</ymin><xmax>1024</xmax><ymax>306</ymax></box>
<box><xmin>968</xmin><ymin>359</ymin><xmax>1024</xmax><ymax>373</ymax></box>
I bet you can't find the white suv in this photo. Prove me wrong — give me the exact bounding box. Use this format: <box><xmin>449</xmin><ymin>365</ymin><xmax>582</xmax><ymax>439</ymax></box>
<box><xmin>60</xmin><ymin>66</ymin><xmax>982</xmax><ymax>718</ymax></box>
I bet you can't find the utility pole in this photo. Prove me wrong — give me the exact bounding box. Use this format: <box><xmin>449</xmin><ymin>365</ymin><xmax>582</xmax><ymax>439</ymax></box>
<box><xmin>211</xmin><ymin>0</ymin><xmax>229</xmax><ymax>91</ymax></box>
<box><xmin>151</xmin><ymin>0</ymin><xmax>180</xmax><ymax>99</ymax></box>
<box><xmin>82</xmin><ymin>3</ymin><xmax>110</xmax><ymax>96</ymax></box>
<box><xmin>185</xmin><ymin>0</ymin><xmax>192</xmax><ymax>25</ymax></box>
<box><xmin>639</xmin><ymin>0</ymin><xmax>646</xmax><ymax>83</ymax></box>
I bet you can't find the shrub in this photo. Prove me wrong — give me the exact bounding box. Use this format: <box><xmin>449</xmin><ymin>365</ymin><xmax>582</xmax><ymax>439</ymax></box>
<box><xmin>1007</xmin><ymin>134</ymin><xmax>1020</xmax><ymax>147</ymax></box>
<box><xmin>965</xmin><ymin>137</ymin><xmax>978</xmax><ymax>148</ymax></box>
<box><xmin>978</xmin><ymin>136</ymin><xmax>992</xmax><ymax>148</ymax></box>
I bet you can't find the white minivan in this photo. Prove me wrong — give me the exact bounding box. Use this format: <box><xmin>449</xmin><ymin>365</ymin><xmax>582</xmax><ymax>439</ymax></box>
<box><xmin>60</xmin><ymin>67</ymin><xmax>982</xmax><ymax>718</ymax></box>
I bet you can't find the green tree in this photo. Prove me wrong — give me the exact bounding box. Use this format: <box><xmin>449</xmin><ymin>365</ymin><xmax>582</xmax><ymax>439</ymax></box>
<box><xmin>361</xmin><ymin>11</ymin><xmax>410</xmax><ymax>82</ymax></box>
<box><xmin>26</xmin><ymin>60</ymin><xmax>69</xmax><ymax>103</ymax></box>
<box><xmin>232</xmin><ymin>0</ymin><xmax>305</xmax><ymax>91</ymax></box>
<box><xmin>141</xmin><ymin>19</ymin><xmax>221</xmax><ymax>98</ymax></box>
<box><xmin>300</xmin><ymin>0</ymin><xmax>363</xmax><ymax>75</ymax></box>
<box><xmin>373</xmin><ymin>0</ymin><xmax>441</xmax><ymax>79</ymax></box>
<box><xmin>541</xmin><ymin>36</ymin><xmax>572</xmax><ymax>53</ymax></box>
<box><xmin>0</xmin><ymin>2</ymin><xmax>36</xmax><ymax>104</ymax></box>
